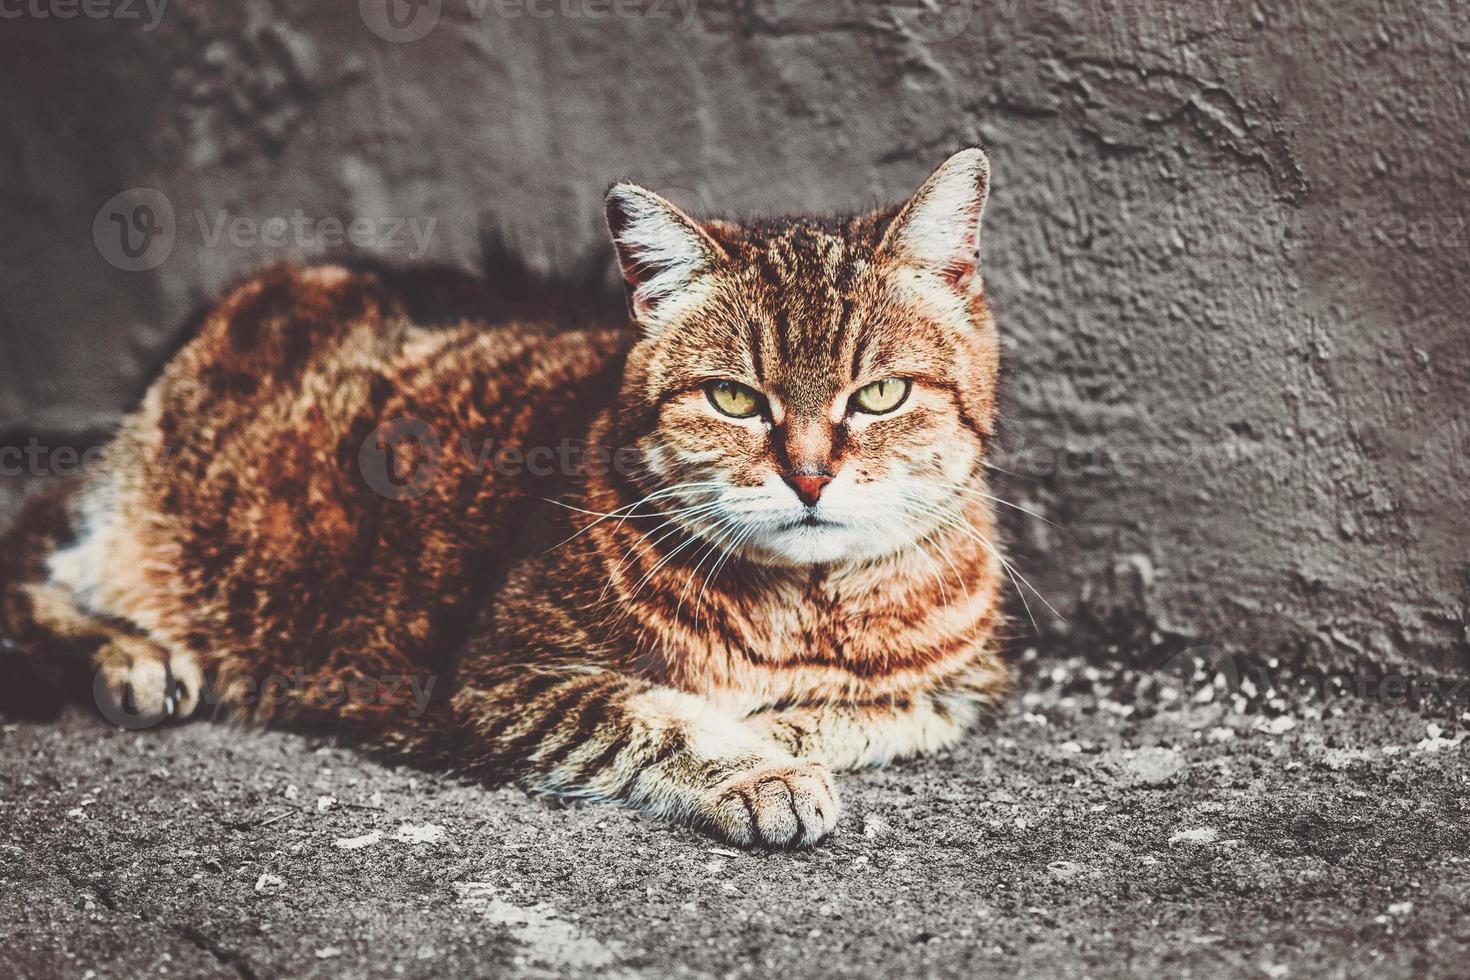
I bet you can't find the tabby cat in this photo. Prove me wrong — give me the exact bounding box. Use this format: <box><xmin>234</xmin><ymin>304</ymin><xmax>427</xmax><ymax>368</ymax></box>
<box><xmin>0</xmin><ymin>149</ymin><xmax>1007</xmax><ymax>848</ymax></box>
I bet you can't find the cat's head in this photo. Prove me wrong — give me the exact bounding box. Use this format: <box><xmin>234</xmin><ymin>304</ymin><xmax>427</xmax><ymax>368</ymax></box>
<box><xmin>606</xmin><ymin>149</ymin><xmax>998</xmax><ymax>567</ymax></box>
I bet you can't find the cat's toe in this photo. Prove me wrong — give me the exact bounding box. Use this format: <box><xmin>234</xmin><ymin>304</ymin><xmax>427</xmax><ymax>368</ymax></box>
<box><xmin>707</xmin><ymin>760</ymin><xmax>840</xmax><ymax>848</ymax></box>
<box><xmin>166</xmin><ymin>652</ymin><xmax>204</xmax><ymax>718</ymax></box>
<box><xmin>93</xmin><ymin>640</ymin><xmax>203</xmax><ymax>729</ymax></box>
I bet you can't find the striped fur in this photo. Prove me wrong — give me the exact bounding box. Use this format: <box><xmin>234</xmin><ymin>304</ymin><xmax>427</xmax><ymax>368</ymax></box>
<box><xmin>0</xmin><ymin>150</ymin><xmax>1008</xmax><ymax>847</ymax></box>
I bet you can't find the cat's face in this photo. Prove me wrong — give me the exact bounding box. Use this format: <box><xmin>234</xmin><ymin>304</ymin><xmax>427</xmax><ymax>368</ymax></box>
<box><xmin>608</xmin><ymin>150</ymin><xmax>999</xmax><ymax>567</ymax></box>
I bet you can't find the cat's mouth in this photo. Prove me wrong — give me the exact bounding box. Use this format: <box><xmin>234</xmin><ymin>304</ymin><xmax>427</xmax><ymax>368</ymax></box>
<box><xmin>691</xmin><ymin>477</ymin><xmax>934</xmax><ymax>566</ymax></box>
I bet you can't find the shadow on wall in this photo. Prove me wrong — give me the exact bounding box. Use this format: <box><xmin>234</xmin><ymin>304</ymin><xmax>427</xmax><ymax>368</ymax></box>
<box><xmin>1</xmin><ymin>3</ymin><xmax>1468</xmax><ymax>679</ymax></box>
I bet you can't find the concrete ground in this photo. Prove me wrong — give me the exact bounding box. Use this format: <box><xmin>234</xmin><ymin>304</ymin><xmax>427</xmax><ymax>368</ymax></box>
<box><xmin>3</xmin><ymin>652</ymin><xmax>1468</xmax><ymax>980</ymax></box>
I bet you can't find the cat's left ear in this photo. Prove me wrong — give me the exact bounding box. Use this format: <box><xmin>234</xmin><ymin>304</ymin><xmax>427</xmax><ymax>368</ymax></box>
<box><xmin>878</xmin><ymin>148</ymin><xmax>990</xmax><ymax>293</ymax></box>
<box><xmin>605</xmin><ymin>183</ymin><xmax>727</xmax><ymax>332</ymax></box>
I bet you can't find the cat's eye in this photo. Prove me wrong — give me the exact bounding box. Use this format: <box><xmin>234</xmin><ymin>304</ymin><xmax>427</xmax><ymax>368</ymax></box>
<box><xmin>705</xmin><ymin>380</ymin><xmax>765</xmax><ymax>418</ymax></box>
<box><xmin>851</xmin><ymin>378</ymin><xmax>911</xmax><ymax>415</ymax></box>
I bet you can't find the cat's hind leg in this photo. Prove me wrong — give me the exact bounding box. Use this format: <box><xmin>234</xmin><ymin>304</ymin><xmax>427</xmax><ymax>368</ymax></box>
<box><xmin>4</xmin><ymin>582</ymin><xmax>204</xmax><ymax>727</ymax></box>
<box><xmin>1</xmin><ymin>481</ymin><xmax>203</xmax><ymax>726</ymax></box>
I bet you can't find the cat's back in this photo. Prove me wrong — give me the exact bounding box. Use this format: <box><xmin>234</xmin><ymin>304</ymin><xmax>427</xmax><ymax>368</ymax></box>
<box><xmin>51</xmin><ymin>262</ymin><xmax>629</xmax><ymax>672</ymax></box>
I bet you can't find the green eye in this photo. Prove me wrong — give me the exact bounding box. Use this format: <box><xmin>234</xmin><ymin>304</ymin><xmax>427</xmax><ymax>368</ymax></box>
<box><xmin>706</xmin><ymin>380</ymin><xmax>764</xmax><ymax>418</ymax></box>
<box><xmin>851</xmin><ymin>378</ymin><xmax>911</xmax><ymax>415</ymax></box>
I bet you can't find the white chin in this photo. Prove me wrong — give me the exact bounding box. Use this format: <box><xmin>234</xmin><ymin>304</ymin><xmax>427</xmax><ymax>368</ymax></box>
<box><xmin>745</xmin><ymin>523</ymin><xmax>908</xmax><ymax>566</ymax></box>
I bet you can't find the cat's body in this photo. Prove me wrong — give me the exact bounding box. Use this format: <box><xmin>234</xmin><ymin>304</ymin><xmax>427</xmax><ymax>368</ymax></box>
<box><xmin>1</xmin><ymin>150</ymin><xmax>1007</xmax><ymax>847</ymax></box>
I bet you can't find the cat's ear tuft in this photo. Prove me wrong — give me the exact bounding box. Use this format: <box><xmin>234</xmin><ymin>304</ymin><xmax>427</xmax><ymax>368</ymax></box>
<box><xmin>605</xmin><ymin>183</ymin><xmax>725</xmax><ymax>332</ymax></box>
<box><xmin>879</xmin><ymin>148</ymin><xmax>990</xmax><ymax>292</ymax></box>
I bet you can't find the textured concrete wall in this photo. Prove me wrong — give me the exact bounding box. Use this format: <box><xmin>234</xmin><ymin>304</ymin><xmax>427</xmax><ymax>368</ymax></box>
<box><xmin>0</xmin><ymin>1</ymin><xmax>1466</xmax><ymax>671</ymax></box>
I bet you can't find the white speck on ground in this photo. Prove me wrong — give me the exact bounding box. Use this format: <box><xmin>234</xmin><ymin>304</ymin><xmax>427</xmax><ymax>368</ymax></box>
<box><xmin>254</xmin><ymin>873</ymin><xmax>284</xmax><ymax>894</ymax></box>
<box><xmin>1415</xmin><ymin>722</ymin><xmax>1466</xmax><ymax>753</ymax></box>
<box><xmin>334</xmin><ymin>830</ymin><xmax>383</xmax><ymax>850</ymax></box>
<box><xmin>1111</xmin><ymin>746</ymin><xmax>1185</xmax><ymax>787</ymax></box>
<box><xmin>393</xmin><ymin>822</ymin><xmax>446</xmax><ymax>845</ymax></box>
<box><xmin>1168</xmin><ymin>827</ymin><xmax>1220</xmax><ymax>846</ymax></box>
<box><xmin>1263</xmin><ymin>716</ymin><xmax>1297</xmax><ymax>735</ymax></box>
<box><xmin>7</xmin><ymin>652</ymin><xmax>1469</xmax><ymax>978</ymax></box>
<box><xmin>455</xmin><ymin>882</ymin><xmax>622</xmax><ymax>970</ymax></box>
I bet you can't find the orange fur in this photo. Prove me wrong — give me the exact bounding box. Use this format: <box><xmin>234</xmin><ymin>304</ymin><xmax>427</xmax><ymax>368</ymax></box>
<box><xmin>2</xmin><ymin>150</ymin><xmax>1008</xmax><ymax>847</ymax></box>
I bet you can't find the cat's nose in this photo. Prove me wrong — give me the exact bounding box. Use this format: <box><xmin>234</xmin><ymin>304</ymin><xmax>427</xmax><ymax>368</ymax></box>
<box><xmin>784</xmin><ymin>472</ymin><xmax>833</xmax><ymax>506</ymax></box>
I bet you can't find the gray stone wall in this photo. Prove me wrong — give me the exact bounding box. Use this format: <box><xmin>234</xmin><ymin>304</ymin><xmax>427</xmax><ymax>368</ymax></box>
<box><xmin>1</xmin><ymin>0</ymin><xmax>1466</xmax><ymax>670</ymax></box>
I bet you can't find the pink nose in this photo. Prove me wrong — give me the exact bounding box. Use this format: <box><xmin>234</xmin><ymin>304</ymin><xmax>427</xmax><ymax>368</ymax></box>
<box><xmin>785</xmin><ymin>473</ymin><xmax>833</xmax><ymax>506</ymax></box>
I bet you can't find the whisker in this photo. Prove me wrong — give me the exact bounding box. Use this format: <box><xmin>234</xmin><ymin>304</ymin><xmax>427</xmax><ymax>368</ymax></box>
<box><xmin>541</xmin><ymin>481</ymin><xmax>725</xmax><ymax>522</ymax></box>
<box><xmin>938</xmin><ymin>483</ymin><xmax>1058</xmax><ymax>527</ymax></box>
<box><xmin>674</xmin><ymin>514</ymin><xmax>747</xmax><ymax>628</ymax></box>
<box><xmin>596</xmin><ymin>501</ymin><xmax>731</xmax><ymax>606</ymax></box>
<box><xmin>870</xmin><ymin>509</ymin><xmax>956</xmax><ymax>611</ymax></box>
<box><xmin>624</xmin><ymin>521</ymin><xmax>722</xmax><ymax>607</ymax></box>
<box><xmin>542</xmin><ymin>482</ymin><xmax>728</xmax><ymax>551</ymax></box>
<box><xmin>899</xmin><ymin>499</ymin><xmax>1065</xmax><ymax>629</ymax></box>
<box><xmin>693</xmin><ymin>517</ymin><xmax>762</xmax><ymax>632</ymax></box>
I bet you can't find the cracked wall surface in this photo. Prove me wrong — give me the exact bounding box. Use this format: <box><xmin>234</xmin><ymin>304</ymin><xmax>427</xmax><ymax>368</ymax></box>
<box><xmin>0</xmin><ymin>0</ymin><xmax>1465</xmax><ymax>672</ymax></box>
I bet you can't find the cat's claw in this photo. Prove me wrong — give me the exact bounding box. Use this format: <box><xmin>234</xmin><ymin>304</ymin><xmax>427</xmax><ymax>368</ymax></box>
<box><xmin>705</xmin><ymin>760</ymin><xmax>840</xmax><ymax>848</ymax></box>
<box><xmin>94</xmin><ymin>639</ymin><xmax>203</xmax><ymax>728</ymax></box>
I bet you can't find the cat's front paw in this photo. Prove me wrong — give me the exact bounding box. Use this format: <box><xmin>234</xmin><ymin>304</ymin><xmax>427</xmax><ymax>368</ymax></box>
<box><xmin>704</xmin><ymin>760</ymin><xmax>840</xmax><ymax>848</ymax></box>
<box><xmin>93</xmin><ymin>638</ymin><xmax>203</xmax><ymax>729</ymax></box>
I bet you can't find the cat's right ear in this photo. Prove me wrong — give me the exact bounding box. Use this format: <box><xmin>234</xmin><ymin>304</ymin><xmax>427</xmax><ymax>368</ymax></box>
<box><xmin>605</xmin><ymin>183</ymin><xmax>726</xmax><ymax>334</ymax></box>
<box><xmin>878</xmin><ymin>148</ymin><xmax>990</xmax><ymax>296</ymax></box>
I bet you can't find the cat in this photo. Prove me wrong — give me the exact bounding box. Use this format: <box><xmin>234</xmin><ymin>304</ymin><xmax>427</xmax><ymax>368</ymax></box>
<box><xmin>0</xmin><ymin>148</ymin><xmax>1008</xmax><ymax>848</ymax></box>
